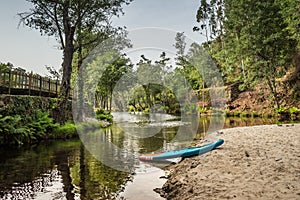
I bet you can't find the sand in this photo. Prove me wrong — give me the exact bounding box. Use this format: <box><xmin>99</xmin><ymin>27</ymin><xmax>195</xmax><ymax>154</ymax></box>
<box><xmin>156</xmin><ymin>124</ymin><xmax>300</xmax><ymax>200</ymax></box>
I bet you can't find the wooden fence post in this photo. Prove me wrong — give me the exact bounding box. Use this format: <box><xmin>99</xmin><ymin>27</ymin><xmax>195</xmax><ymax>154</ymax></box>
<box><xmin>48</xmin><ymin>78</ymin><xmax>51</xmax><ymax>96</ymax></box>
<box><xmin>56</xmin><ymin>79</ymin><xmax>58</xmax><ymax>97</ymax></box>
<box><xmin>17</xmin><ymin>71</ymin><xmax>20</xmax><ymax>88</ymax></box>
<box><xmin>29</xmin><ymin>72</ymin><xmax>32</xmax><ymax>95</ymax></box>
<box><xmin>8</xmin><ymin>70</ymin><xmax>11</xmax><ymax>94</ymax></box>
<box><xmin>4</xmin><ymin>70</ymin><xmax>7</xmax><ymax>86</ymax></box>
<box><xmin>39</xmin><ymin>75</ymin><xmax>42</xmax><ymax>96</ymax></box>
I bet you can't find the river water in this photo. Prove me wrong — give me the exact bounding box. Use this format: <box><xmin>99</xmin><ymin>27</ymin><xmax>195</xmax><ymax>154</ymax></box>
<box><xmin>0</xmin><ymin>112</ymin><xmax>288</xmax><ymax>199</ymax></box>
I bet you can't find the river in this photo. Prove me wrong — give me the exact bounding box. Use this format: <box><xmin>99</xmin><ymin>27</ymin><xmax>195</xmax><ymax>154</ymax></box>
<box><xmin>0</xmin><ymin>112</ymin><xmax>290</xmax><ymax>199</ymax></box>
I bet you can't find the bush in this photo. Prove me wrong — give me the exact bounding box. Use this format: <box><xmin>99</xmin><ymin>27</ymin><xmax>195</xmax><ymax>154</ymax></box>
<box><xmin>0</xmin><ymin>108</ymin><xmax>114</xmax><ymax>146</ymax></box>
<box><xmin>288</xmin><ymin>107</ymin><xmax>300</xmax><ymax>114</ymax></box>
<box><xmin>95</xmin><ymin>109</ymin><xmax>113</xmax><ymax>123</ymax></box>
<box><xmin>197</xmin><ymin>106</ymin><xmax>207</xmax><ymax>114</ymax></box>
<box><xmin>0</xmin><ymin>115</ymin><xmax>30</xmax><ymax>146</ymax></box>
<box><xmin>274</xmin><ymin>106</ymin><xmax>287</xmax><ymax>113</ymax></box>
<box><xmin>51</xmin><ymin>122</ymin><xmax>77</xmax><ymax>139</ymax></box>
<box><xmin>0</xmin><ymin>111</ymin><xmax>59</xmax><ymax>146</ymax></box>
<box><xmin>28</xmin><ymin>111</ymin><xmax>58</xmax><ymax>139</ymax></box>
<box><xmin>76</xmin><ymin>121</ymin><xmax>102</xmax><ymax>132</ymax></box>
<box><xmin>128</xmin><ymin>105</ymin><xmax>136</xmax><ymax>112</ymax></box>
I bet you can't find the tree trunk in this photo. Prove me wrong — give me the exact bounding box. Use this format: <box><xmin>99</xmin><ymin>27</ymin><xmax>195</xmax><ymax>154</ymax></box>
<box><xmin>143</xmin><ymin>84</ymin><xmax>152</xmax><ymax>108</ymax></box>
<box><xmin>55</xmin><ymin>6</ymin><xmax>75</xmax><ymax>124</ymax></box>
<box><xmin>241</xmin><ymin>59</ymin><xmax>246</xmax><ymax>81</ymax></box>
<box><xmin>75</xmin><ymin>2</ymin><xmax>84</xmax><ymax>122</ymax></box>
<box><xmin>266</xmin><ymin>76</ymin><xmax>280</xmax><ymax>109</ymax></box>
<box><xmin>109</xmin><ymin>87</ymin><xmax>113</xmax><ymax>112</ymax></box>
<box><xmin>56</xmin><ymin>38</ymin><xmax>74</xmax><ymax>124</ymax></box>
<box><xmin>76</xmin><ymin>36</ymin><xmax>84</xmax><ymax>122</ymax></box>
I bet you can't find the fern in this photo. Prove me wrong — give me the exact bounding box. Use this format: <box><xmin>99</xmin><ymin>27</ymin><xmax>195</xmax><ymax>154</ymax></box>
<box><xmin>0</xmin><ymin>115</ymin><xmax>31</xmax><ymax>146</ymax></box>
<box><xmin>0</xmin><ymin>111</ymin><xmax>59</xmax><ymax>146</ymax></box>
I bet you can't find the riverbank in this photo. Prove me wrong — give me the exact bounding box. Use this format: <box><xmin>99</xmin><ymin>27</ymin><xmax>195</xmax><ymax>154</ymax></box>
<box><xmin>156</xmin><ymin>124</ymin><xmax>300</xmax><ymax>199</ymax></box>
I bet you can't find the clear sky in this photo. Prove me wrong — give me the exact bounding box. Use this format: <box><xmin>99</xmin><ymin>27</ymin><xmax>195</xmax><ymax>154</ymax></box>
<box><xmin>0</xmin><ymin>0</ymin><xmax>204</xmax><ymax>76</ymax></box>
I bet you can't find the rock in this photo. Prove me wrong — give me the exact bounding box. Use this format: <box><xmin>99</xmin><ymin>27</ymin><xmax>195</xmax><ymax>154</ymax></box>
<box><xmin>190</xmin><ymin>161</ymin><xmax>199</xmax><ymax>168</ymax></box>
<box><xmin>245</xmin><ymin>150</ymin><xmax>250</xmax><ymax>157</ymax></box>
<box><xmin>188</xmin><ymin>186</ymin><xmax>194</xmax><ymax>193</ymax></box>
<box><xmin>159</xmin><ymin>175</ymin><xmax>168</xmax><ymax>179</ymax></box>
<box><xmin>153</xmin><ymin>188</ymin><xmax>165</xmax><ymax>197</ymax></box>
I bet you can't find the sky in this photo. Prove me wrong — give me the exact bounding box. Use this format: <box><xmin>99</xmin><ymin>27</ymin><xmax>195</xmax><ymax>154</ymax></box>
<box><xmin>0</xmin><ymin>0</ymin><xmax>205</xmax><ymax>76</ymax></box>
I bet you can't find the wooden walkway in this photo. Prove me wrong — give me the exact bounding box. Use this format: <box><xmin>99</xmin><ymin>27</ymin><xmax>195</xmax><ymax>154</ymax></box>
<box><xmin>0</xmin><ymin>69</ymin><xmax>61</xmax><ymax>98</ymax></box>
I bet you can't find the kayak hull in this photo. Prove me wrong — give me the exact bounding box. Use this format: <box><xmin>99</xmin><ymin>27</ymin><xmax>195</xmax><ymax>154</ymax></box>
<box><xmin>139</xmin><ymin>139</ymin><xmax>224</xmax><ymax>161</ymax></box>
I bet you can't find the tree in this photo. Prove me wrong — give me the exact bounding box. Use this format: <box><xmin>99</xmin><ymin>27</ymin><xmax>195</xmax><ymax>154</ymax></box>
<box><xmin>194</xmin><ymin>0</ymin><xmax>225</xmax><ymax>50</ymax></box>
<box><xmin>84</xmin><ymin>47</ymin><xmax>132</xmax><ymax>114</ymax></box>
<box><xmin>96</xmin><ymin>55</ymin><xmax>132</xmax><ymax>111</ymax></box>
<box><xmin>136</xmin><ymin>55</ymin><xmax>162</xmax><ymax>109</ymax></box>
<box><xmin>195</xmin><ymin>0</ymin><xmax>299</xmax><ymax>109</ymax></box>
<box><xmin>73</xmin><ymin>29</ymin><xmax>130</xmax><ymax>121</ymax></box>
<box><xmin>278</xmin><ymin>0</ymin><xmax>300</xmax><ymax>46</ymax></box>
<box><xmin>19</xmin><ymin>0</ymin><xmax>132</xmax><ymax>123</ymax></box>
<box><xmin>45</xmin><ymin>65</ymin><xmax>61</xmax><ymax>80</ymax></box>
<box><xmin>124</xmin><ymin>53</ymin><xmax>181</xmax><ymax>113</ymax></box>
<box><xmin>174</xmin><ymin>32</ymin><xmax>186</xmax><ymax>58</ymax></box>
<box><xmin>223</xmin><ymin>0</ymin><xmax>298</xmax><ymax>108</ymax></box>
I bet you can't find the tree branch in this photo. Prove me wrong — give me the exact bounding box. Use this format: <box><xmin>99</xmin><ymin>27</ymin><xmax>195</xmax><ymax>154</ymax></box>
<box><xmin>54</xmin><ymin>4</ymin><xmax>65</xmax><ymax>49</ymax></box>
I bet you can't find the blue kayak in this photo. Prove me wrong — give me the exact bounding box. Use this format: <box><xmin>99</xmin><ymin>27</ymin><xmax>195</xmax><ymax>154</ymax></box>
<box><xmin>139</xmin><ymin>139</ymin><xmax>224</xmax><ymax>161</ymax></box>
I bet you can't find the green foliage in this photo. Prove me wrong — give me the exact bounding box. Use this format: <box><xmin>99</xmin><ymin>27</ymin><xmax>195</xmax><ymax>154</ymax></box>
<box><xmin>28</xmin><ymin>111</ymin><xmax>58</xmax><ymax>139</ymax></box>
<box><xmin>0</xmin><ymin>115</ymin><xmax>29</xmax><ymax>146</ymax></box>
<box><xmin>0</xmin><ymin>111</ymin><xmax>59</xmax><ymax>146</ymax></box>
<box><xmin>19</xmin><ymin>0</ymin><xmax>133</xmax><ymax>124</ymax></box>
<box><xmin>251</xmin><ymin>111</ymin><xmax>260</xmax><ymax>118</ymax></box>
<box><xmin>195</xmin><ymin>0</ymin><xmax>225</xmax><ymax>42</ymax></box>
<box><xmin>126</xmin><ymin>52</ymin><xmax>182</xmax><ymax>114</ymax></box>
<box><xmin>95</xmin><ymin>109</ymin><xmax>113</xmax><ymax>123</ymax></box>
<box><xmin>278</xmin><ymin>0</ymin><xmax>300</xmax><ymax>47</ymax></box>
<box><xmin>0</xmin><ymin>96</ymin><xmax>59</xmax><ymax>121</ymax></box>
<box><xmin>128</xmin><ymin>105</ymin><xmax>136</xmax><ymax>112</ymax></box>
<box><xmin>240</xmin><ymin>112</ymin><xmax>251</xmax><ymax>118</ymax></box>
<box><xmin>52</xmin><ymin>122</ymin><xmax>77</xmax><ymax>139</ymax></box>
<box><xmin>274</xmin><ymin>106</ymin><xmax>287</xmax><ymax>113</ymax></box>
<box><xmin>163</xmin><ymin>106</ymin><xmax>170</xmax><ymax>113</ymax></box>
<box><xmin>194</xmin><ymin>0</ymin><xmax>300</xmax><ymax>109</ymax></box>
<box><xmin>0</xmin><ymin>62</ymin><xmax>13</xmax><ymax>70</ymax></box>
<box><xmin>197</xmin><ymin>106</ymin><xmax>207</xmax><ymax>114</ymax></box>
<box><xmin>85</xmin><ymin>51</ymin><xmax>133</xmax><ymax>111</ymax></box>
<box><xmin>76</xmin><ymin>121</ymin><xmax>103</xmax><ymax>132</ymax></box>
<box><xmin>288</xmin><ymin>107</ymin><xmax>300</xmax><ymax>114</ymax></box>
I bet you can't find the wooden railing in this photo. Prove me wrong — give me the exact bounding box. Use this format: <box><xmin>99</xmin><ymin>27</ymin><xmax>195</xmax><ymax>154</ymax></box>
<box><xmin>0</xmin><ymin>69</ymin><xmax>61</xmax><ymax>98</ymax></box>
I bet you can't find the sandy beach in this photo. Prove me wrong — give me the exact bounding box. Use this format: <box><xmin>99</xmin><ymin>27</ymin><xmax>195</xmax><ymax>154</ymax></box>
<box><xmin>156</xmin><ymin>124</ymin><xmax>300</xmax><ymax>200</ymax></box>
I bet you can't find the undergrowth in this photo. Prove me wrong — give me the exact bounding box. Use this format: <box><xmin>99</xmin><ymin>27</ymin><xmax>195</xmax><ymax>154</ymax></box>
<box><xmin>0</xmin><ymin>111</ymin><xmax>58</xmax><ymax>146</ymax></box>
<box><xmin>95</xmin><ymin>109</ymin><xmax>113</xmax><ymax>123</ymax></box>
<box><xmin>0</xmin><ymin>110</ymin><xmax>110</xmax><ymax>147</ymax></box>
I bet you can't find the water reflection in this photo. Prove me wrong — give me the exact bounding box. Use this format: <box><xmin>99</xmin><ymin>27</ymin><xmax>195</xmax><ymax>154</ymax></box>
<box><xmin>0</xmin><ymin>113</ymin><xmax>292</xmax><ymax>199</ymax></box>
<box><xmin>78</xmin><ymin>112</ymin><xmax>198</xmax><ymax>172</ymax></box>
<box><xmin>194</xmin><ymin>116</ymin><xmax>287</xmax><ymax>140</ymax></box>
<box><xmin>224</xmin><ymin>117</ymin><xmax>279</xmax><ymax>128</ymax></box>
<box><xmin>0</xmin><ymin>112</ymin><xmax>185</xmax><ymax>200</ymax></box>
<box><xmin>70</xmin><ymin>144</ymin><xmax>131</xmax><ymax>200</ymax></box>
<box><xmin>0</xmin><ymin>140</ymin><xmax>130</xmax><ymax>200</ymax></box>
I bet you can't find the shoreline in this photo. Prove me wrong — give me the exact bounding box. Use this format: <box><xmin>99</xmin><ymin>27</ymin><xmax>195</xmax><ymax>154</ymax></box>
<box><xmin>156</xmin><ymin>124</ymin><xmax>300</xmax><ymax>199</ymax></box>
